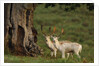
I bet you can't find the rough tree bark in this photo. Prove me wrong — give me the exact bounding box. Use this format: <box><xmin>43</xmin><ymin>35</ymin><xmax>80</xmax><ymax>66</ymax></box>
<box><xmin>4</xmin><ymin>3</ymin><xmax>43</xmax><ymax>56</ymax></box>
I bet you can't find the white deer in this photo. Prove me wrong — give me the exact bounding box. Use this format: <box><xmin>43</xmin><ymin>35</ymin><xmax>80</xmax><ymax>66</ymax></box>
<box><xmin>41</xmin><ymin>25</ymin><xmax>57</xmax><ymax>57</ymax></box>
<box><xmin>51</xmin><ymin>28</ymin><xmax>82</xmax><ymax>59</ymax></box>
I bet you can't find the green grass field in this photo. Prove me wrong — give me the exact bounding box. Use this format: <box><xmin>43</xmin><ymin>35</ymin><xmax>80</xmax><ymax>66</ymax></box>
<box><xmin>4</xmin><ymin>4</ymin><xmax>94</xmax><ymax>63</ymax></box>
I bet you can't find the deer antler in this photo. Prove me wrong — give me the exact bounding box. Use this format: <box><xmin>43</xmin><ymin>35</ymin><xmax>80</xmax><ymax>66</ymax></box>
<box><xmin>41</xmin><ymin>25</ymin><xmax>47</xmax><ymax>36</ymax></box>
<box><xmin>53</xmin><ymin>26</ymin><xmax>56</xmax><ymax>33</ymax></box>
<box><xmin>46</xmin><ymin>26</ymin><xmax>56</xmax><ymax>36</ymax></box>
<box><xmin>58</xmin><ymin>28</ymin><xmax>64</xmax><ymax>37</ymax></box>
<box><xmin>49</xmin><ymin>27</ymin><xmax>51</xmax><ymax>32</ymax></box>
<box><xmin>41</xmin><ymin>25</ymin><xmax>53</xmax><ymax>36</ymax></box>
<box><xmin>48</xmin><ymin>26</ymin><xmax>53</xmax><ymax>36</ymax></box>
<box><xmin>61</xmin><ymin>28</ymin><xmax>64</xmax><ymax>34</ymax></box>
<box><xmin>51</xmin><ymin>26</ymin><xmax>56</xmax><ymax>36</ymax></box>
<box><xmin>52</xmin><ymin>26</ymin><xmax>64</xmax><ymax>37</ymax></box>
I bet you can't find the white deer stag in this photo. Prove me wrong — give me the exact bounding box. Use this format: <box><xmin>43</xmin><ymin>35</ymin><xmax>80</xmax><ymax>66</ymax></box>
<box><xmin>41</xmin><ymin>25</ymin><xmax>57</xmax><ymax>57</ymax></box>
<box><xmin>51</xmin><ymin>28</ymin><xmax>82</xmax><ymax>59</ymax></box>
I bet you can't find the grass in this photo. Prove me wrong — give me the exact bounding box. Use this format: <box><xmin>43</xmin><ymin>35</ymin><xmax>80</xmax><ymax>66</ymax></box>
<box><xmin>4</xmin><ymin>4</ymin><xmax>94</xmax><ymax>63</ymax></box>
<box><xmin>4</xmin><ymin>53</ymin><xmax>86</xmax><ymax>63</ymax></box>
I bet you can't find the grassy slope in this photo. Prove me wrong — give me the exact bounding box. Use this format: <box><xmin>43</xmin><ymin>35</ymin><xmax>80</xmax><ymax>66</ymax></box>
<box><xmin>5</xmin><ymin>4</ymin><xmax>94</xmax><ymax>63</ymax></box>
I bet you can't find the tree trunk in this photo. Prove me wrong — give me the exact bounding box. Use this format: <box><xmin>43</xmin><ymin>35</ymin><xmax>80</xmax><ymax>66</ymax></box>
<box><xmin>4</xmin><ymin>3</ymin><xmax>43</xmax><ymax>56</ymax></box>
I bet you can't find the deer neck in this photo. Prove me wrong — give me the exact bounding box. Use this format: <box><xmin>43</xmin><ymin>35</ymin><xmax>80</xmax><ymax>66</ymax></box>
<box><xmin>54</xmin><ymin>39</ymin><xmax>60</xmax><ymax>48</ymax></box>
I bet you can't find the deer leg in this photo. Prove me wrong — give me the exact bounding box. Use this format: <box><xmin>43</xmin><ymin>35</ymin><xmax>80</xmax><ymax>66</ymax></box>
<box><xmin>51</xmin><ymin>51</ymin><xmax>54</xmax><ymax>57</ymax></box>
<box><xmin>67</xmin><ymin>53</ymin><xmax>70</xmax><ymax>59</ymax></box>
<box><xmin>54</xmin><ymin>49</ymin><xmax>57</xmax><ymax>57</ymax></box>
<box><xmin>75</xmin><ymin>52</ymin><xmax>81</xmax><ymax>58</ymax></box>
<box><xmin>71</xmin><ymin>53</ymin><xmax>73</xmax><ymax>59</ymax></box>
<box><xmin>62</xmin><ymin>51</ymin><xmax>65</xmax><ymax>58</ymax></box>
